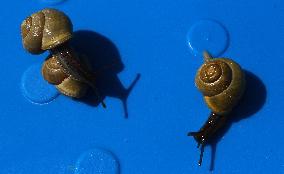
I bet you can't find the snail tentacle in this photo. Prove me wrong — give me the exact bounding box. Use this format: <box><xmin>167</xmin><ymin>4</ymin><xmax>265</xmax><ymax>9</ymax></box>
<box><xmin>203</xmin><ymin>51</ymin><xmax>213</xmax><ymax>62</ymax></box>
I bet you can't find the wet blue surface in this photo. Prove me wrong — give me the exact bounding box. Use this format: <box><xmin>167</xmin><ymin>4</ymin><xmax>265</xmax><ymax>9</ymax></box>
<box><xmin>187</xmin><ymin>20</ymin><xmax>229</xmax><ymax>57</ymax></box>
<box><xmin>21</xmin><ymin>64</ymin><xmax>60</xmax><ymax>104</ymax></box>
<box><xmin>0</xmin><ymin>0</ymin><xmax>283</xmax><ymax>173</ymax></box>
<box><xmin>74</xmin><ymin>148</ymin><xmax>119</xmax><ymax>174</ymax></box>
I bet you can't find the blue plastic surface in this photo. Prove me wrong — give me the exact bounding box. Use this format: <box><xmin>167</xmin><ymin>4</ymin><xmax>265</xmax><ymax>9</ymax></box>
<box><xmin>0</xmin><ymin>0</ymin><xmax>283</xmax><ymax>173</ymax></box>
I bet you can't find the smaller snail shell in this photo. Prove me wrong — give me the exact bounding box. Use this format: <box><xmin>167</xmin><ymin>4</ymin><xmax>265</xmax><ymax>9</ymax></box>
<box><xmin>195</xmin><ymin>58</ymin><xmax>245</xmax><ymax>115</ymax></box>
<box><xmin>56</xmin><ymin>76</ymin><xmax>88</xmax><ymax>98</ymax></box>
<box><xmin>21</xmin><ymin>8</ymin><xmax>73</xmax><ymax>54</ymax></box>
<box><xmin>42</xmin><ymin>55</ymin><xmax>68</xmax><ymax>85</ymax></box>
<box><xmin>42</xmin><ymin>55</ymin><xmax>88</xmax><ymax>98</ymax></box>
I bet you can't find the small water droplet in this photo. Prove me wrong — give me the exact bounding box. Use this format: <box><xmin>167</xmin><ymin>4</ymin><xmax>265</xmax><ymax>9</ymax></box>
<box><xmin>75</xmin><ymin>148</ymin><xmax>120</xmax><ymax>174</ymax></box>
<box><xmin>21</xmin><ymin>64</ymin><xmax>60</xmax><ymax>104</ymax></box>
<box><xmin>41</xmin><ymin>0</ymin><xmax>66</xmax><ymax>5</ymax></box>
<box><xmin>187</xmin><ymin>20</ymin><xmax>229</xmax><ymax>57</ymax></box>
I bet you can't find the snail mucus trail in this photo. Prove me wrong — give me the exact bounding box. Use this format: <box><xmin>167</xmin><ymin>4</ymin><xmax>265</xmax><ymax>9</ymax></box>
<box><xmin>20</xmin><ymin>8</ymin><xmax>106</xmax><ymax>107</ymax></box>
<box><xmin>188</xmin><ymin>51</ymin><xmax>246</xmax><ymax>166</ymax></box>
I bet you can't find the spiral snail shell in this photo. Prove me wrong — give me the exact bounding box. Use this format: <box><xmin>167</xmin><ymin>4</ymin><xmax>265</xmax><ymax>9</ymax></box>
<box><xmin>188</xmin><ymin>51</ymin><xmax>246</xmax><ymax>166</ymax></box>
<box><xmin>21</xmin><ymin>8</ymin><xmax>73</xmax><ymax>54</ymax></box>
<box><xmin>42</xmin><ymin>55</ymin><xmax>88</xmax><ymax>98</ymax></box>
<box><xmin>195</xmin><ymin>52</ymin><xmax>245</xmax><ymax>115</ymax></box>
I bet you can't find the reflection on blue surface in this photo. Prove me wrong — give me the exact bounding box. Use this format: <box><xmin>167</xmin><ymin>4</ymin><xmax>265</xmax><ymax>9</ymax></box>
<box><xmin>21</xmin><ymin>64</ymin><xmax>60</xmax><ymax>104</ymax></box>
<box><xmin>187</xmin><ymin>20</ymin><xmax>229</xmax><ymax>57</ymax></box>
<box><xmin>74</xmin><ymin>148</ymin><xmax>119</xmax><ymax>174</ymax></box>
<box><xmin>40</xmin><ymin>0</ymin><xmax>66</xmax><ymax>5</ymax></box>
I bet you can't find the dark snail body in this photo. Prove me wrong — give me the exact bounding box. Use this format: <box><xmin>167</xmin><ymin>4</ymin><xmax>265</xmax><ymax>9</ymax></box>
<box><xmin>188</xmin><ymin>51</ymin><xmax>245</xmax><ymax>166</ymax></box>
<box><xmin>21</xmin><ymin>8</ymin><xmax>105</xmax><ymax>107</ymax></box>
<box><xmin>50</xmin><ymin>43</ymin><xmax>96</xmax><ymax>85</ymax></box>
<box><xmin>50</xmin><ymin>43</ymin><xmax>106</xmax><ymax>107</ymax></box>
<box><xmin>188</xmin><ymin>112</ymin><xmax>227</xmax><ymax>165</ymax></box>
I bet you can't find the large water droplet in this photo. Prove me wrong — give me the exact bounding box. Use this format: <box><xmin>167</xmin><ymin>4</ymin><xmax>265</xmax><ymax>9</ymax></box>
<box><xmin>21</xmin><ymin>64</ymin><xmax>60</xmax><ymax>104</ymax></box>
<box><xmin>187</xmin><ymin>20</ymin><xmax>229</xmax><ymax>57</ymax></box>
<box><xmin>41</xmin><ymin>0</ymin><xmax>66</xmax><ymax>5</ymax></box>
<box><xmin>75</xmin><ymin>148</ymin><xmax>120</xmax><ymax>174</ymax></box>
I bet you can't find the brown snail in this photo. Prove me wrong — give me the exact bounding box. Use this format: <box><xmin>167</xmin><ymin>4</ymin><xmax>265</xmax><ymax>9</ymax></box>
<box><xmin>188</xmin><ymin>51</ymin><xmax>245</xmax><ymax>166</ymax></box>
<box><xmin>21</xmin><ymin>8</ymin><xmax>106</xmax><ymax>107</ymax></box>
<box><xmin>21</xmin><ymin>8</ymin><xmax>72</xmax><ymax>54</ymax></box>
<box><xmin>42</xmin><ymin>54</ymin><xmax>88</xmax><ymax>98</ymax></box>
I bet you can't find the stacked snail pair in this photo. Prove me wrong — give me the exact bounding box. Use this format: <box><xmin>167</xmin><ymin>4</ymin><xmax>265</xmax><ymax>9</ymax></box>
<box><xmin>20</xmin><ymin>8</ymin><xmax>246</xmax><ymax>166</ymax></box>
<box><xmin>21</xmin><ymin>8</ymin><xmax>105</xmax><ymax>107</ymax></box>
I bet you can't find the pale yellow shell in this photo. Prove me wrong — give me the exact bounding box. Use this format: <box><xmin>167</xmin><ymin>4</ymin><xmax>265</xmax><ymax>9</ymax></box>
<box><xmin>21</xmin><ymin>8</ymin><xmax>73</xmax><ymax>54</ymax></box>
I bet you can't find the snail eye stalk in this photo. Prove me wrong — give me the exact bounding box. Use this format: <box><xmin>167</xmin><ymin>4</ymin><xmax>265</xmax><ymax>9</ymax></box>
<box><xmin>198</xmin><ymin>144</ymin><xmax>205</xmax><ymax>166</ymax></box>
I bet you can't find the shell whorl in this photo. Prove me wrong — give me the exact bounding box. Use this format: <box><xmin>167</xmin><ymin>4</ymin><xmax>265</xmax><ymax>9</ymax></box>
<box><xmin>21</xmin><ymin>8</ymin><xmax>73</xmax><ymax>54</ymax></box>
<box><xmin>195</xmin><ymin>57</ymin><xmax>245</xmax><ymax>115</ymax></box>
<box><xmin>195</xmin><ymin>60</ymin><xmax>232</xmax><ymax>97</ymax></box>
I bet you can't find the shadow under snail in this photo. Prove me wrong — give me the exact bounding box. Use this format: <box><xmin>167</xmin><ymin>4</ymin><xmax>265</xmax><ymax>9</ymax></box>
<box><xmin>188</xmin><ymin>51</ymin><xmax>246</xmax><ymax>166</ymax></box>
<box><xmin>21</xmin><ymin>8</ymin><xmax>106</xmax><ymax>107</ymax></box>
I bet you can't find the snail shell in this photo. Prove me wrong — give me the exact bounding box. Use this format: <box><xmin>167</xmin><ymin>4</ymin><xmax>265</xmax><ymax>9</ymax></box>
<box><xmin>21</xmin><ymin>8</ymin><xmax>73</xmax><ymax>54</ymax></box>
<box><xmin>195</xmin><ymin>56</ymin><xmax>245</xmax><ymax>115</ymax></box>
<box><xmin>42</xmin><ymin>55</ymin><xmax>88</xmax><ymax>98</ymax></box>
<box><xmin>42</xmin><ymin>55</ymin><xmax>68</xmax><ymax>85</ymax></box>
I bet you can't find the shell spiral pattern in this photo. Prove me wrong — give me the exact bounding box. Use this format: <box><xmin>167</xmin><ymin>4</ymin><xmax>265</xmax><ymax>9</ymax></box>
<box><xmin>195</xmin><ymin>53</ymin><xmax>245</xmax><ymax>115</ymax></box>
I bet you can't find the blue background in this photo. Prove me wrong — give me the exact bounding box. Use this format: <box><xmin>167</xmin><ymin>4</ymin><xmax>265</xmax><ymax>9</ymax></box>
<box><xmin>0</xmin><ymin>0</ymin><xmax>283</xmax><ymax>173</ymax></box>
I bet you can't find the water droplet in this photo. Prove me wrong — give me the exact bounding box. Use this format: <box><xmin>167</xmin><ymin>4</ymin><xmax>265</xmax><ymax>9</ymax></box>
<box><xmin>75</xmin><ymin>148</ymin><xmax>120</xmax><ymax>174</ymax></box>
<box><xmin>187</xmin><ymin>20</ymin><xmax>229</xmax><ymax>57</ymax></box>
<box><xmin>41</xmin><ymin>0</ymin><xmax>66</xmax><ymax>5</ymax></box>
<box><xmin>21</xmin><ymin>64</ymin><xmax>60</xmax><ymax>104</ymax></box>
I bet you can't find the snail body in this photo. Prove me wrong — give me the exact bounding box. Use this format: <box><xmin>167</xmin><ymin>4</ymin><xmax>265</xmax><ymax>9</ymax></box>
<box><xmin>21</xmin><ymin>8</ymin><xmax>105</xmax><ymax>107</ymax></box>
<box><xmin>188</xmin><ymin>51</ymin><xmax>245</xmax><ymax>166</ymax></box>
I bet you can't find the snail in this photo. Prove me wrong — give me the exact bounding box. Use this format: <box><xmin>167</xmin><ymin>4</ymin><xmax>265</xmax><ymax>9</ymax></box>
<box><xmin>42</xmin><ymin>54</ymin><xmax>88</xmax><ymax>98</ymax></box>
<box><xmin>21</xmin><ymin>8</ymin><xmax>72</xmax><ymax>54</ymax></box>
<box><xmin>188</xmin><ymin>51</ymin><xmax>246</xmax><ymax>166</ymax></box>
<box><xmin>21</xmin><ymin>8</ymin><xmax>106</xmax><ymax>107</ymax></box>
